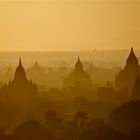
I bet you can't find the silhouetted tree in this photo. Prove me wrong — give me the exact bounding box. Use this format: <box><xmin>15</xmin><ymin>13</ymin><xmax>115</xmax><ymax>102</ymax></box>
<box><xmin>74</xmin><ymin>111</ymin><xmax>89</xmax><ymax>129</ymax></box>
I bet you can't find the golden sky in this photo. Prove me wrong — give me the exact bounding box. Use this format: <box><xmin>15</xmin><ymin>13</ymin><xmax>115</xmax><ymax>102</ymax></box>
<box><xmin>0</xmin><ymin>0</ymin><xmax>140</xmax><ymax>51</ymax></box>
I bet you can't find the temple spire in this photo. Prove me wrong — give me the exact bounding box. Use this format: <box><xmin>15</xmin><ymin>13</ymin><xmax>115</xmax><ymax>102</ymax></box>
<box><xmin>131</xmin><ymin>47</ymin><xmax>133</xmax><ymax>52</ymax></box>
<box><xmin>74</xmin><ymin>56</ymin><xmax>84</xmax><ymax>72</ymax></box>
<box><xmin>14</xmin><ymin>58</ymin><xmax>27</xmax><ymax>81</ymax></box>
<box><xmin>78</xmin><ymin>56</ymin><xmax>80</xmax><ymax>62</ymax></box>
<box><xmin>129</xmin><ymin>47</ymin><xmax>135</xmax><ymax>58</ymax></box>
<box><xmin>19</xmin><ymin>58</ymin><xmax>22</xmax><ymax>65</ymax></box>
<box><xmin>126</xmin><ymin>47</ymin><xmax>138</xmax><ymax>67</ymax></box>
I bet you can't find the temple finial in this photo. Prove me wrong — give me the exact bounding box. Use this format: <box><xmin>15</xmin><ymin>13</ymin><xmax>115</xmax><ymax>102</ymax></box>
<box><xmin>129</xmin><ymin>47</ymin><xmax>136</xmax><ymax>57</ymax></box>
<box><xmin>74</xmin><ymin>56</ymin><xmax>83</xmax><ymax>72</ymax></box>
<box><xmin>19</xmin><ymin>58</ymin><xmax>22</xmax><ymax>66</ymax></box>
<box><xmin>131</xmin><ymin>47</ymin><xmax>134</xmax><ymax>52</ymax></box>
<box><xmin>126</xmin><ymin>47</ymin><xmax>138</xmax><ymax>66</ymax></box>
<box><xmin>78</xmin><ymin>56</ymin><xmax>80</xmax><ymax>62</ymax></box>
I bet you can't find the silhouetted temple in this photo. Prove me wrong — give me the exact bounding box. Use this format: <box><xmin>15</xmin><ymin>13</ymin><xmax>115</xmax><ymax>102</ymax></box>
<box><xmin>115</xmin><ymin>48</ymin><xmax>140</xmax><ymax>93</ymax></box>
<box><xmin>0</xmin><ymin>58</ymin><xmax>37</xmax><ymax>104</ymax></box>
<box><xmin>63</xmin><ymin>57</ymin><xmax>93</xmax><ymax>89</ymax></box>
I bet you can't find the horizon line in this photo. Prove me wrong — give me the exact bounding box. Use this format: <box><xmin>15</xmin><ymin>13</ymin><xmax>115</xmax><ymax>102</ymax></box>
<box><xmin>0</xmin><ymin>0</ymin><xmax>138</xmax><ymax>2</ymax></box>
<box><xmin>0</xmin><ymin>48</ymin><xmax>139</xmax><ymax>53</ymax></box>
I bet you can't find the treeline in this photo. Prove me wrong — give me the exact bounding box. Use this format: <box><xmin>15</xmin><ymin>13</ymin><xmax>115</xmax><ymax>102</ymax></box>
<box><xmin>1</xmin><ymin>100</ymin><xmax>140</xmax><ymax>140</ymax></box>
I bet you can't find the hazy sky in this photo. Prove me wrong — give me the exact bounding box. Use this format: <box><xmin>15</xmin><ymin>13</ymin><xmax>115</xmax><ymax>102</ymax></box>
<box><xmin>0</xmin><ymin>0</ymin><xmax>140</xmax><ymax>51</ymax></box>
